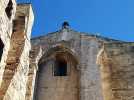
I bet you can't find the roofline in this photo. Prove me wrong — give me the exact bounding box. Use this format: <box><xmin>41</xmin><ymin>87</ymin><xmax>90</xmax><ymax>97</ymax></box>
<box><xmin>31</xmin><ymin>28</ymin><xmax>134</xmax><ymax>42</ymax></box>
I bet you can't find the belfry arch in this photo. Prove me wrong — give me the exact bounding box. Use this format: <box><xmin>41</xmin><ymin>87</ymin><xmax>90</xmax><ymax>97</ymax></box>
<box><xmin>34</xmin><ymin>46</ymin><xmax>80</xmax><ymax>100</ymax></box>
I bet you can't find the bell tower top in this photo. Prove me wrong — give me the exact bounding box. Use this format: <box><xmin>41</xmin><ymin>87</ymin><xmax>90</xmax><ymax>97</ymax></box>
<box><xmin>62</xmin><ymin>21</ymin><xmax>70</xmax><ymax>29</ymax></box>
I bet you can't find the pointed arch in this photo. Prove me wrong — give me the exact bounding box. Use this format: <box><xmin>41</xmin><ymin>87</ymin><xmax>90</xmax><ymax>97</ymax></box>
<box><xmin>38</xmin><ymin>45</ymin><xmax>79</xmax><ymax>68</ymax></box>
<box><xmin>34</xmin><ymin>45</ymin><xmax>80</xmax><ymax>100</ymax></box>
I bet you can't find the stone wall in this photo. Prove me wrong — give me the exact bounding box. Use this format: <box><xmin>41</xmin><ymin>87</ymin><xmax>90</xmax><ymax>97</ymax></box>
<box><xmin>0</xmin><ymin>4</ymin><xmax>34</xmax><ymax>100</ymax></box>
<box><xmin>25</xmin><ymin>46</ymin><xmax>42</xmax><ymax>100</ymax></box>
<box><xmin>35</xmin><ymin>51</ymin><xmax>79</xmax><ymax>100</ymax></box>
<box><xmin>1</xmin><ymin>1</ymin><xmax>134</xmax><ymax>100</ymax></box>
<box><xmin>79</xmin><ymin>34</ymin><xmax>103</xmax><ymax>100</ymax></box>
<box><xmin>0</xmin><ymin>0</ymin><xmax>16</xmax><ymax>87</ymax></box>
<box><xmin>31</xmin><ymin>28</ymin><xmax>105</xmax><ymax>100</ymax></box>
<box><xmin>97</xmin><ymin>42</ymin><xmax>134</xmax><ymax>100</ymax></box>
<box><xmin>31</xmin><ymin>28</ymin><xmax>81</xmax><ymax>100</ymax></box>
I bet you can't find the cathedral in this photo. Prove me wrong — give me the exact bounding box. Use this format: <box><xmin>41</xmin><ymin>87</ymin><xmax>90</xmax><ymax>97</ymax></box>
<box><xmin>0</xmin><ymin>0</ymin><xmax>134</xmax><ymax>100</ymax></box>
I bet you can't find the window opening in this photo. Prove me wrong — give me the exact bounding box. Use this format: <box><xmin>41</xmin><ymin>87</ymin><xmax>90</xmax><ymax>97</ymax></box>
<box><xmin>54</xmin><ymin>54</ymin><xmax>67</xmax><ymax>76</ymax></box>
<box><xmin>0</xmin><ymin>39</ymin><xmax>4</xmax><ymax>62</ymax></box>
<box><xmin>5</xmin><ymin>0</ymin><xmax>13</xmax><ymax>19</ymax></box>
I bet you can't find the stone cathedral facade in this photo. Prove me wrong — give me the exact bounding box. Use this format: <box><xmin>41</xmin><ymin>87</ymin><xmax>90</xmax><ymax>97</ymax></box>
<box><xmin>0</xmin><ymin>0</ymin><xmax>134</xmax><ymax>100</ymax></box>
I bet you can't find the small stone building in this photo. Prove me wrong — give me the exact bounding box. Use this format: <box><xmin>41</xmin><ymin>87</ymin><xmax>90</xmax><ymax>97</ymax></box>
<box><xmin>0</xmin><ymin>1</ymin><xmax>134</xmax><ymax>100</ymax></box>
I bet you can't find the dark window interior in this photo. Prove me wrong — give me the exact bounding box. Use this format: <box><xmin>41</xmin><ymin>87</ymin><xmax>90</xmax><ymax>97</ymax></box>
<box><xmin>5</xmin><ymin>0</ymin><xmax>13</xmax><ymax>19</ymax></box>
<box><xmin>54</xmin><ymin>55</ymin><xmax>67</xmax><ymax>76</ymax></box>
<box><xmin>0</xmin><ymin>39</ymin><xmax>4</xmax><ymax>62</ymax></box>
<box><xmin>12</xmin><ymin>20</ymin><xmax>17</xmax><ymax>32</ymax></box>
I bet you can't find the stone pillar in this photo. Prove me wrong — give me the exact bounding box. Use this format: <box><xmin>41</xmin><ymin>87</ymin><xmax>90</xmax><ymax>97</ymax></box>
<box><xmin>97</xmin><ymin>48</ymin><xmax>113</xmax><ymax>100</ymax></box>
<box><xmin>80</xmin><ymin>36</ymin><xmax>103</xmax><ymax>100</ymax></box>
<box><xmin>25</xmin><ymin>46</ymin><xmax>42</xmax><ymax>100</ymax></box>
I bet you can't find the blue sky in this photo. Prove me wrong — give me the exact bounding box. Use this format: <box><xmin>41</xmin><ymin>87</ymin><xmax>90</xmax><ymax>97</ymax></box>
<box><xmin>17</xmin><ymin>0</ymin><xmax>134</xmax><ymax>42</ymax></box>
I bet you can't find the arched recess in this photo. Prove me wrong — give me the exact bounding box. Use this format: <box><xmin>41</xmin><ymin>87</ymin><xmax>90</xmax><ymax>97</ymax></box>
<box><xmin>34</xmin><ymin>46</ymin><xmax>80</xmax><ymax>100</ymax></box>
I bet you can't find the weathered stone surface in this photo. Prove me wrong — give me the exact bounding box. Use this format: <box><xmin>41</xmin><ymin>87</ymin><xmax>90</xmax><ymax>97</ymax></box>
<box><xmin>30</xmin><ymin>28</ymin><xmax>106</xmax><ymax>100</ymax></box>
<box><xmin>25</xmin><ymin>46</ymin><xmax>42</xmax><ymax>100</ymax></box>
<box><xmin>0</xmin><ymin>2</ymin><xmax>34</xmax><ymax>100</ymax></box>
<box><xmin>30</xmin><ymin>25</ymin><xmax>134</xmax><ymax>100</ymax></box>
<box><xmin>0</xmin><ymin>0</ymin><xmax>134</xmax><ymax>100</ymax></box>
<box><xmin>0</xmin><ymin>0</ymin><xmax>16</xmax><ymax>87</ymax></box>
<box><xmin>97</xmin><ymin>42</ymin><xmax>134</xmax><ymax>100</ymax></box>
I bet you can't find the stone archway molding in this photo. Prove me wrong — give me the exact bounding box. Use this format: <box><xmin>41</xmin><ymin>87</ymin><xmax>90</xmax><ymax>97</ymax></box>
<box><xmin>38</xmin><ymin>44</ymin><xmax>80</xmax><ymax>70</ymax></box>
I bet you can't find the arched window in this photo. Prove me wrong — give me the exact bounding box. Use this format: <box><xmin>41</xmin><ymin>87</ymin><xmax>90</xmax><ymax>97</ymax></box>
<box><xmin>54</xmin><ymin>54</ymin><xmax>67</xmax><ymax>76</ymax></box>
<box><xmin>5</xmin><ymin>0</ymin><xmax>13</xmax><ymax>19</ymax></box>
<box><xmin>0</xmin><ymin>39</ymin><xmax>4</xmax><ymax>62</ymax></box>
